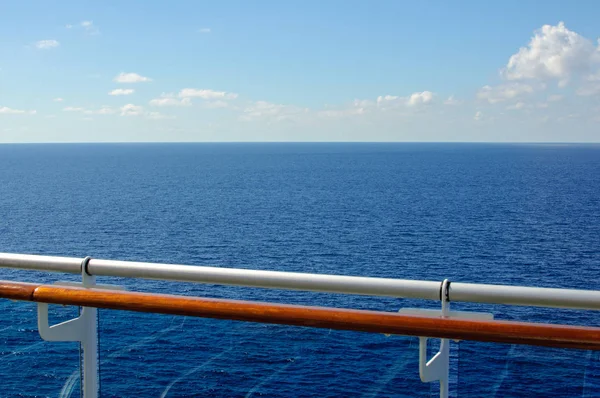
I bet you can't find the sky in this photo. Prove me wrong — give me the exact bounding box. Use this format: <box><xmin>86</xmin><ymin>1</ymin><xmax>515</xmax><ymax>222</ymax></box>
<box><xmin>1</xmin><ymin>0</ymin><xmax>600</xmax><ymax>143</ymax></box>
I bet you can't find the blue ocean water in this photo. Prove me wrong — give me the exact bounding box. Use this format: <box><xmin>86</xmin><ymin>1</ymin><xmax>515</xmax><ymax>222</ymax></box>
<box><xmin>0</xmin><ymin>143</ymin><xmax>599</xmax><ymax>397</ymax></box>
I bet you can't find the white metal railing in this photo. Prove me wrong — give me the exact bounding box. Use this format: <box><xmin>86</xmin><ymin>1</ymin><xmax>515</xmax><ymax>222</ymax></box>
<box><xmin>1</xmin><ymin>252</ymin><xmax>600</xmax><ymax>398</ymax></box>
<box><xmin>1</xmin><ymin>252</ymin><xmax>600</xmax><ymax>310</ymax></box>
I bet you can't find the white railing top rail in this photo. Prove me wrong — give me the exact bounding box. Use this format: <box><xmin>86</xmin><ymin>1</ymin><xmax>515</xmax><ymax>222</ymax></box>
<box><xmin>1</xmin><ymin>252</ymin><xmax>599</xmax><ymax>311</ymax></box>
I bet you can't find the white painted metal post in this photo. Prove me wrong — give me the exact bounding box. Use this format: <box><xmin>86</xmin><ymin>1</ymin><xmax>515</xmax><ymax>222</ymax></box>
<box><xmin>439</xmin><ymin>279</ymin><xmax>450</xmax><ymax>398</ymax></box>
<box><xmin>37</xmin><ymin>305</ymin><xmax>98</xmax><ymax>398</ymax></box>
<box><xmin>37</xmin><ymin>257</ymin><xmax>98</xmax><ymax>398</ymax></box>
<box><xmin>418</xmin><ymin>279</ymin><xmax>450</xmax><ymax>398</ymax></box>
<box><xmin>82</xmin><ymin>306</ymin><xmax>98</xmax><ymax>398</ymax></box>
<box><xmin>81</xmin><ymin>259</ymin><xmax>98</xmax><ymax>398</ymax></box>
<box><xmin>419</xmin><ymin>337</ymin><xmax>449</xmax><ymax>398</ymax></box>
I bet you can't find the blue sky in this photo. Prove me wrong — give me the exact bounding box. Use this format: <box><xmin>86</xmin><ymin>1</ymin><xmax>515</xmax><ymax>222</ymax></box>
<box><xmin>1</xmin><ymin>0</ymin><xmax>600</xmax><ymax>142</ymax></box>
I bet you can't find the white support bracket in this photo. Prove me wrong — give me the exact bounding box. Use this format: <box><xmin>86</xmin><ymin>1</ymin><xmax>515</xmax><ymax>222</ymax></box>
<box><xmin>398</xmin><ymin>279</ymin><xmax>494</xmax><ymax>398</ymax></box>
<box><xmin>419</xmin><ymin>279</ymin><xmax>451</xmax><ymax>398</ymax></box>
<box><xmin>36</xmin><ymin>257</ymin><xmax>103</xmax><ymax>398</ymax></box>
<box><xmin>419</xmin><ymin>335</ymin><xmax>450</xmax><ymax>397</ymax></box>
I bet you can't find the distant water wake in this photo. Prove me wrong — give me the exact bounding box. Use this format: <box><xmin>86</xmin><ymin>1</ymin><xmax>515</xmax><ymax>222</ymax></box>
<box><xmin>244</xmin><ymin>357</ymin><xmax>300</xmax><ymax>398</ymax></box>
<box><xmin>361</xmin><ymin>355</ymin><xmax>408</xmax><ymax>398</ymax></box>
<box><xmin>105</xmin><ymin>317</ymin><xmax>187</xmax><ymax>360</ymax></box>
<box><xmin>60</xmin><ymin>316</ymin><xmax>188</xmax><ymax>398</ymax></box>
<box><xmin>159</xmin><ymin>347</ymin><xmax>234</xmax><ymax>398</ymax></box>
<box><xmin>59</xmin><ymin>370</ymin><xmax>79</xmax><ymax>398</ymax></box>
<box><xmin>0</xmin><ymin>341</ymin><xmax>45</xmax><ymax>363</ymax></box>
<box><xmin>583</xmin><ymin>350</ymin><xmax>600</xmax><ymax>397</ymax></box>
<box><xmin>491</xmin><ymin>344</ymin><xmax>517</xmax><ymax>397</ymax></box>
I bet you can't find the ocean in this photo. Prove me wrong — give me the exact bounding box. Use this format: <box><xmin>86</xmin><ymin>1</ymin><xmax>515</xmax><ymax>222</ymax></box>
<box><xmin>0</xmin><ymin>143</ymin><xmax>599</xmax><ymax>397</ymax></box>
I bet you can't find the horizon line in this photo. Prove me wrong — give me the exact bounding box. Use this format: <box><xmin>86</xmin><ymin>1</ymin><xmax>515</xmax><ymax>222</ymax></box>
<box><xmin>1</xmin><ymin>141</ymin><xmax>600</xmax><ymax>145</ymax></box>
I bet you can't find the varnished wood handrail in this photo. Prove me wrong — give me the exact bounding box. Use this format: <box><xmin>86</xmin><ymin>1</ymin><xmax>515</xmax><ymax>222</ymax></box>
<box><xmin>1</xmin><ymin>280</ymin><xmax>599</xmax><ymax>350</ymax></box>
<box><xmin>0</xmin><ymin>281</ymin><xmax>37</xmax><ymax>300</ymax></box>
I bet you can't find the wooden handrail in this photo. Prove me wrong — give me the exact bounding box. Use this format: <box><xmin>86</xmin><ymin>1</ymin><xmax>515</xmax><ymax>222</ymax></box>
<box><xmin>1</xmin><ymin>280</ymin><xmax>599</xmax><ymax>350</ymax></box>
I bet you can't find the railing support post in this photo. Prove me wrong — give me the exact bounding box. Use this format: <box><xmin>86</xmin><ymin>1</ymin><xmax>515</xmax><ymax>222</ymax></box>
<box><xmin>37</xmin><ymin>257</ymin><xmax>98</xmax><ymax>398</ymax></box>
<box><xmin>81</xmin><ymin>259</ymin><xmax>98</xmax><ymax>398</ymax></box>
<box><xmin>418</xmin><ymin>279</ymin><xmax>451</xmax><ymax>398</ymax></box>
<box><xmin>419</xmin><ymin>336</ymin><xmax>450</xmax><ymax>398</ymax></box>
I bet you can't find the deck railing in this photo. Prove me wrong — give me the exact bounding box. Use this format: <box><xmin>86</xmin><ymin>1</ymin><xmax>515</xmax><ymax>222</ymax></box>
<box><xmin>1</xmin><ymin>253</ymin><xmax>599</xmax><ymax>397</ymax></box>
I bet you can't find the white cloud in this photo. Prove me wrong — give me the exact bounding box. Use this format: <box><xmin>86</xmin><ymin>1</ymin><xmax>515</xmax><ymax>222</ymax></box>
<box><xmin>407</xmin><ymin>91</ymin><xmax>434</xmax><ymax>106</ymax></box>
<box><xmin>147</xmin><ymin>111</ymin><xmax>174</xmax><ymax>120</ymax></box>
<box><xmin>376</xmin><ymin>95</ymin><xmax>408</xmax><ymax>112</ymax></box>
<box><xmin>576</xmin><ymin>71</ymin><xmax>600</xmax><ymax>96</ymax></box>
<box><xmin>443</xmin><ymin>95</ymin><xmax>462</xmax><ymax>105</ymax></box>
<box><xmin>557</xmin><ymin>113</ymin><xmax>581</xmax><ymax>122</ymax></box>
<box><xmin>588</xmin><ymin>71</ymin><xmax>600</xmax><ymax>81</ymax></box>
<box><xmin>120</xmin><ymin>104</ymin><xmax>144</xmax><ymax>116</ymax></box>
<box><xmin>477</xmin><ymin>83</ymin><xmax>534</xmax><ymax>104</ymax></box>
<box><xmin>324</xmin><ymin>92</ymin><xmax>436</xmax><ymax>116</ymax></box>
<box><xmin>149</xmin><ymin>93</ymin><xmax>192</xmax><ymax>107</ymax></box>
<box><xmin>199</xmin><ymin>28</ymin><xmax>211</xmax><ymax>33</ymax></box>
<box><xmin>474</xmin><ymin>111</ymin><xmax>483</xmax><ymax>121</ymax></box>
<box><xmin>203</xmin><ymin>100</ymin><xmax>230</xmax><ymax>109</ymax></box>
<box><xmin>547</xmin><ymin>94</ymin><xmax>563</xmax><ymax>102</ymax></box>
<box><xmin>577</xmin><ymin>84</ymin><xmax>600</xmax><ymax>96</ymax></box>
<box><xmin>109</xmin><ymin>88</ymin><xmax>135</xmax><ymax>96</ymax></box>
<box><xmin>503</xmin><ymin>22</ymin><xmax>600</xmax><ymax>85</ymax></box>
<box><xmin>65</xmin><ymin>103</ymin><xmax>171</xmax><ymax>119</ymax></box>
<box><xmin>318</xmin><ymin>99</ymin><xmax>374</xmax><ymax>118</ymax></box>
<box><xmin>506</xmin><ymin>102</ymin><xmax>526</xmax><ymax>110</ymax></box>
<box><xmin>0</xmin><ymin>106</ymin><xmax>35</xmax><ymax>115</ymax></box>
<box><xmin>352</xmin><ymin>99</ymin><xmax>375</xmax><ymax>108</ymax></box>
<box><xmin>477</xmin><ymin>23</ymin><xmax>600</xmax><ymax>106</ymax></box>
<box><xmin>63</xmin><ymin>106</ymin><xmax>116</xmax><ymax>115</ymax></box>
<box><xmin>113</xmin><ymin>72</ymin><xmax>152</xmax><ymax>83</ymax></box>
<box><xmin>149</xmin><ymin>88</ymin><xmax>239</xmax><ymax>108</ymax></box>
<box><xmin>178</xmin><ymin>88</ymin><xmax>238</xmax><ymax>100</ymax></box>
<box><xmin>375</xmin><ymin>95</ymin><xmax>403</xmax><ymax>110</ymax></box>
<box><xmin>377</xmin><ymin>95</ymin><xmax>398</xmax><ymax>104</ymax></box>
<box><xmin>35</xmin><ymin>40</ymin><xmax>60</xmax><ymax>49</ymax></box>
<box><xmin>63</xmin><ymin>106</ymin><xmax>84</xmax><ymax>112</ymax></box>
<box><xmin>318</xmin><ymin>107</ymin><xmax>366</xmax><ymax>118</ymax></box>
<box><xmin>66</xmin><ymin>20</ymin><xmax>100</xmax><ymax>35</ymax></box>
<box><xmin>80</xmin><ymin>20</ymin><xmax>100</xmax><ymax>35</ymax></box>
<box><xmin>84</xmin><ymin>107</ymin><xmax>115</xmax><ymax>115</ymax></box>
<box><xmin>121</xmin><ymin>105</ymin><xmax>173</xmax><ymax>119</ymax></box>
<box><xmin>241</xmin><ymin>101</ymin><xmax>307</xmax><ymax>122</ymax></box>
<box><xmin>53</xmin><ymin>98</ymin><xmax>64</xmax><ymax>102</ymax></box>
